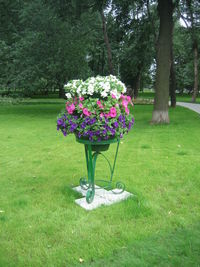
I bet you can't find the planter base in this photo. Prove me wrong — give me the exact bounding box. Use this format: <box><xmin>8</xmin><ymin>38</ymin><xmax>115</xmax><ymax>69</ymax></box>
<box><xmin>73</xmin><ymin>185</ymin><xmax>133</xmax><ymax>210</ymax></box>
<box><xmin>76</xmin><ymin>138</ymin><xmax>125</xmax><ymax>204</ymax></box>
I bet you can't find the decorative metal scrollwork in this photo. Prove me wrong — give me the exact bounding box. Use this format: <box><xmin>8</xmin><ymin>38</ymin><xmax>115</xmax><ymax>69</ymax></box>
<box><xmin>77</xmin><ymin>140</ymin><xmax>126</xmax><ymax>204</ymax></box>
<box><xmin>112</xmin><ymin>181</ymin><xmax>125</xmax><ymax>194</ymax></box>
<box><xmin>86</xmin><ymin>188</ymin><xmax>94</xmax><ymax>203</ymax></box>
<box><xmin>79</xmin><ymin>177</ymin><xmax>89</xmax><ymax>190</ymax></box>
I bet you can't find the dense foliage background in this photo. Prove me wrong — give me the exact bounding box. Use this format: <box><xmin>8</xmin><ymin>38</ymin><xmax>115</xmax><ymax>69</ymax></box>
<box><xmin>0</xmin><ymin>0</ymin><xmax>199</xmax><ymax>100</ymax></box>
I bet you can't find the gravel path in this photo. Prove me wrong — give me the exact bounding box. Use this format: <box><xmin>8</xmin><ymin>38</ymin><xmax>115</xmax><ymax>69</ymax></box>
<box><xmin>176</xmin><ymin>102</ymin><xmax>200</xmax><ymax>115</ymax></box>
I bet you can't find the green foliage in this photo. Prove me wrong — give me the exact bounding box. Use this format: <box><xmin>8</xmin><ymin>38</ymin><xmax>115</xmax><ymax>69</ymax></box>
<box><xmin>0</xmin><ymin>0</ymin><xmax>200</xmax><ymax>97</ymax></box>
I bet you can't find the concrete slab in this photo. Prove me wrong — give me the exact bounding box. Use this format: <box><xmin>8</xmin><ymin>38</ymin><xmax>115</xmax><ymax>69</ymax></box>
<box><xmin>73</xmin><ymin>185</ymin><xmax>133</xmax><ymax>210</ymax></box>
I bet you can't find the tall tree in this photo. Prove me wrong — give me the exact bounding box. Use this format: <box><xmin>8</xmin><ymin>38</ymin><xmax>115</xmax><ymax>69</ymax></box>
<box><xmin>152</xmin><ymin>0</ymin><xmax>175</xmax><ymax>123</ymax></box>
<box><xmin>179</xmin><ymin>0</ymin><xmax>200</xmax><ymax>102</ymax></box>
<box><xmin>170</xmin><ymin>15</ymin><xmax>177</xmax><ymax>107</ymax></box>
<box><xmin>92</xmin><ymin>0</ymin><xmax>114</xmax><ymax>74</ymax></box>
<box><xmin>101</xmin><ymin>8</ymin><xmax>114</xmax><ymax>74</ymax></box>
<box><xmin>8</xmin><ymin>0</ymin><xmax>95</xmax><ymax>97</ymax></box>
<box><xmin>112</xmin><ymin>0</ymin><xmax>156</xmax><ymax>97</ymax></box>
<box><xmin>186</xmin><ymin>0</ymin><xmax>199</xmax><ymax>102</ymax></box>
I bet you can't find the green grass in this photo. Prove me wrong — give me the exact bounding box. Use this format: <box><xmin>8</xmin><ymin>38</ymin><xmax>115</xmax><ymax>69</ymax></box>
<box><xmin>0</xmin><ymin>103</ymin><xmax>200</xmax><ymax>266</ymax></box>
<box><xmin>138</xmin><ymin>91</ymin><xmax>200</xmax><ymax>103</ymax></box>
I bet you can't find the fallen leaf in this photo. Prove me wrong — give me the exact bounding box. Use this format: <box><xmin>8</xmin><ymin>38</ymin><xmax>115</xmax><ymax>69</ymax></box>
<box><xmin>79</xmin><ymin>258</ymin><xmax>84</xmax><ymax>263</ymax></box>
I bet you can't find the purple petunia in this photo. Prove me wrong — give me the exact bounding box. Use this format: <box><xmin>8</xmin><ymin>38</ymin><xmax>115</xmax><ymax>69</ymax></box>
<box><xmin>81</xmin><ymin>122</ymin><xmax>86</xmax><ymax>129</ymax></box>
<box><xmin>113</xmin><ymin>121</ymin><xmax>119</xmax><ymax>128</ymax></box>
<box><xmin>57</xmin><ymin>118</ymin><xmax>63</xmax><ymax>126</ymax></box>
<box><xmin>102</xmin><ymin>129</ymin><xmax>107</xmax><ymax>135</ymax></box>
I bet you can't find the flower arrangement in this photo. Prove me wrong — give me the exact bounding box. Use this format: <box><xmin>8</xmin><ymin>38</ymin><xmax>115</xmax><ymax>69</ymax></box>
<box><xmin>57</xmin><ymin>75</ymin><xmax>134</xmax><ymax>141</ymax></box>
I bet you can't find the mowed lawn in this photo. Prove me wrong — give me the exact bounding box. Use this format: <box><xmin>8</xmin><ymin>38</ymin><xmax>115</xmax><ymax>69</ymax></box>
<box><xmin>0</xmin><ymin>102</ymin><xmax>200</xmax><ymax>267</ymax></box>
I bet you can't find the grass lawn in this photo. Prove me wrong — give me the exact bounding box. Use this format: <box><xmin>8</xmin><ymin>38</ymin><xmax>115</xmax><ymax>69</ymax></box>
<box><xmin>0</xmin><ymin>102</ymin><xmax>200</xmax><ymax>266</ymax></box>
<box><xmin>138</xmin><ymin>92</ymin><xmax>200</xmax><ymax>104</ymax></box>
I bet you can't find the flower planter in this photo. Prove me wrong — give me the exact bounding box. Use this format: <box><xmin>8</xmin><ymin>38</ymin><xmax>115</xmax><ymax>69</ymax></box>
<box><xmin>76</xmin><ymin>137</ymin><xmax>125</xmax><ymax>203</ymax></box>
<box><xmin>57</xmin><ymin>75</ymin><xmax>134</xmax><ymax>204</ymax></box>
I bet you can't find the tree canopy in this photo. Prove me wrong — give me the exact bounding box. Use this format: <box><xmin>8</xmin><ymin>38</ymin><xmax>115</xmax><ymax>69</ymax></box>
<box><xmin>0</xmin><ymin>0</ymin><xmax>199</xmax><ymax>121</ymax></box>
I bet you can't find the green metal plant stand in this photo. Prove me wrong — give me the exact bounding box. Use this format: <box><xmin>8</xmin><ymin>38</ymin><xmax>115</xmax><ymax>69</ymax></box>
<box><xmin>76</xmin><ymin>137</ymin><xmax>125</xmax><ymax>204</ymax></box>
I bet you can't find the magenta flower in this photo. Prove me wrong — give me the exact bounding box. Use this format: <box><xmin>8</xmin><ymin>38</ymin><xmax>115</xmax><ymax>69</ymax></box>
<box><xmin>97</xmin><ymin>100</ymin><xmax>104</xmax><ymax>109</ymax></box>
<box><xmin>104</xmin><ymin>113</ymin><xmax>110</xmax><ymax>118</ymax></box>
<box><xmin>122</xmin><ymin>99</ymin><xmax>128</xmax><ymax>108</ymax></box>
<box><xmin>127</xmin><ymin>96</ymin><xmax>131</xmax><ymax>102</ymax></box>
<box><xmin>66</xmin><ymin>103</ymin><xmax>75</xmax><ymax>114</ymax></box>
<box><xmin>109</xmin><ymin>107</ymin><xmax>117</xmax><ymax>118</ymax></box>
<box><xmin>120</xmin><ymin>94</ymin><xmax>126</xmax><ymax>100</ymax></box>
<box><xmin>100</xmin><ymin>113</ymin><xmax>104</xmax><ymax>118</ymax></box>
<box><xmin>127</xmin><ymin>95</ymin><xmax>133</xmax><ymax>106</ymax></box>
<box><xmin>79</xmin><ymin>97</ymin><xmax>84</xmax><ymax>101</ymax></box>
<box><xmin>125</xmin><ymin>107</ymin><xmax>130</xmax><ymax>115</ymax></box>
<box><xmin>111</xmin><ymin>94</ymin><xmax>116</xmax><ymax>99</ymax></box>
<box><xmin>83</xmin><ymin>108</ymin><xmax>91</xmax><ymax>116</ymax></box>
<box><xmin>79</xmin><ymin>103</ymin><xmax>83</xmax><ymax>109</ymax></box>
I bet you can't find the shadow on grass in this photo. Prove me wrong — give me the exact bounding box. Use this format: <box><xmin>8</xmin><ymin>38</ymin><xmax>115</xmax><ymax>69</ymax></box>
<box><xmin>80</xmin><ymin>222</ymin><xmax>200</xmax><ymax>267</ymax></box>
<box><xmin>60</xmin><ymin>185</ymin><xmax>82</xmax><ymax>203</ymax></box>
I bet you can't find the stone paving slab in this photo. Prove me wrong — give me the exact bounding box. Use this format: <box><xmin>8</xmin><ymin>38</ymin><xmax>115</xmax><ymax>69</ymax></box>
<box><xmin>73</xmin><ymin>185</ymin><xmax>133</xmax><ymax>210</ymax></box>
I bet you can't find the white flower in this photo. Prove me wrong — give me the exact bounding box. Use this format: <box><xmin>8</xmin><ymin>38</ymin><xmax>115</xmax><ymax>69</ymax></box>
<box><xmin>90</xmin><ymin>77</ymin><xmax>95</xmax><ymax>83</ymax></box>
<box><xmin>110</xmin><ymin>89</ymin><xmax>120</xmax><ymax>100</ymax></box>
<box><xmin>122</xmin><ymin>84</ymin><xmax>127</xmax><ymax>93</ymax></box>
<box><xmin>64</xmin><ymin>83</ymin><xmax>72</xmax><ymax>88</ymax></box>
<box><xmin>82</xmin><ymin>89</ymin><xmax>86</xmax><ymax>95</ymax></box>
<box><xmin>88</xmin><ymin>84</ymin><xmax>94</xmax><ymax>95</ymax></box>
<box><xmin>77</xmin><ymin>86</ymin><xmax>81</xmax><ymax>95</ymax></box>
<box><xmin>101</xmin><ymin>91</ymin><xmax>108</xmax><ymax>98</ymax></box>
<box><xmin>63</xmin><ymin>75</ymin><xmax>126</xmax><ymax>97</ymax></box>
<box><xmin>65</xmin><ymin>93</ymin><xmax>72</xmax><ymax>99</ymax></box>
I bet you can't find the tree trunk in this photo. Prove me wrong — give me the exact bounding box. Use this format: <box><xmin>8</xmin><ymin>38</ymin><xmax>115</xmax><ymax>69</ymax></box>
<box><xmin>192</xmin><ymin>40</ymin><xmax>199</xmax><ymax>102</ymax></box>
<box><xmin>101</xmin><ymin>48</ymin><xmax>105</xmax><ymax>75</ymax></box>
<box><xmin>170</xmin><ymin>58</ymin><xmax>176</xmax><ymax>107</ymax></box>
<box><xmin>152</xmin><ymin>0</ymin><xmax>174</xmax><ymax>124</ymax></box>
<box><xmin>170</xmin><ymin>23</ymin><xmax>176</xmax><ymax>108</ymax></box>
<box><xmin>101</xmin><ymin>10</ymin><xmax>114</xmax><ymax>75</ymax></box>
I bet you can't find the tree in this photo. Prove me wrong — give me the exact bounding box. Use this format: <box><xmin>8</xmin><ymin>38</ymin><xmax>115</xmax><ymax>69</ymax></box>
<box><xmin>179</xmin><ymin>0</ymin><xmax>200</xmax><ymax>102</ymax></box>
<box><xmin>4</xmin><ymin>0</ymin><xmax>96</xmax><ymax>97</ymax></box>
<box><xmin>151</xmin><ymin>0</ymin><xmax>175</xmax><ymax>124</ymax></box>
<box><xmin>169</xmin><ymin>18</ymin><xmax>177</xmax><ymax>108</ymax></box>
<box><xmin>111</xmin><ymin>0</ymin><xmax>156</xmax><ymax>97</ymax></box>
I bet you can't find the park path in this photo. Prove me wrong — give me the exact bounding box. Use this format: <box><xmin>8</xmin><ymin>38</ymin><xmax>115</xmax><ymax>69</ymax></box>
<box><xmin>176</xmin><ymin>102</ymin><xmax>200</xmax><ymax>115</ymax></box>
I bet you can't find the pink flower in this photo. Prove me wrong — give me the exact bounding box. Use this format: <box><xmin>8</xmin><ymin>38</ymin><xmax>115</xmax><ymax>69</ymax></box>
<box><xmin>83</xmin><ymin>108</ymin><xmax>91</xmax><ymax>116</ymax></box>
<box><xmin>100</xmin><ymin>113</ymin><xmax>104</xmax><ymax>118</ymax></box>
<box><xmin>79</xmin><ymin>103</ymin><xmax>83</xmax><ymax>109</ymax></box>
<box><xmin>66</xmin><ymin>103</ymin><xmax>75</xmax><ymax>114</ymax></box>
<box><xmin>125</xmin><ymin>107</ymin><xmax>130</xmax><ymax>115</ymax></box>
<box><xmin>79</xmin><ymin>97</ymin><xmax>84</xmax><ymax>101</ymax></box>
<box><xmin>127</xmin><ymin>96</ymin><xmax>131</xmax><ymax>102</ymax></box>
<box><xmin>111</xmin><ymin>94</ymin><xmax>116</xmax><ymax>99</ymax></box>
<box><xmin>97</xmin><ymin>100</ymin><xmax>104</xmax><ymax>109</ymax></box>
<box><xmin>109</xmin><ymin>107</ymin><xmax>117</xmax><ymax>118</ymax></box>
<box><xmin>120</xmin><ymin>94</ymin><xmax>126</xmax><ymax>100</ymax></box>
<box><xmin>127</xmin><ymin>95</ymin><xmax>133</xmax><ymax>106</ymax></box>
<box><xmin>122</xmin><ymin>100</ymin><xmax>128</xmax><ymax>108</ymax></box>
<box><xmin>105</xmin><ymin>113</ymin><xmax>110</xmax><ymax>118</ymax></box>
